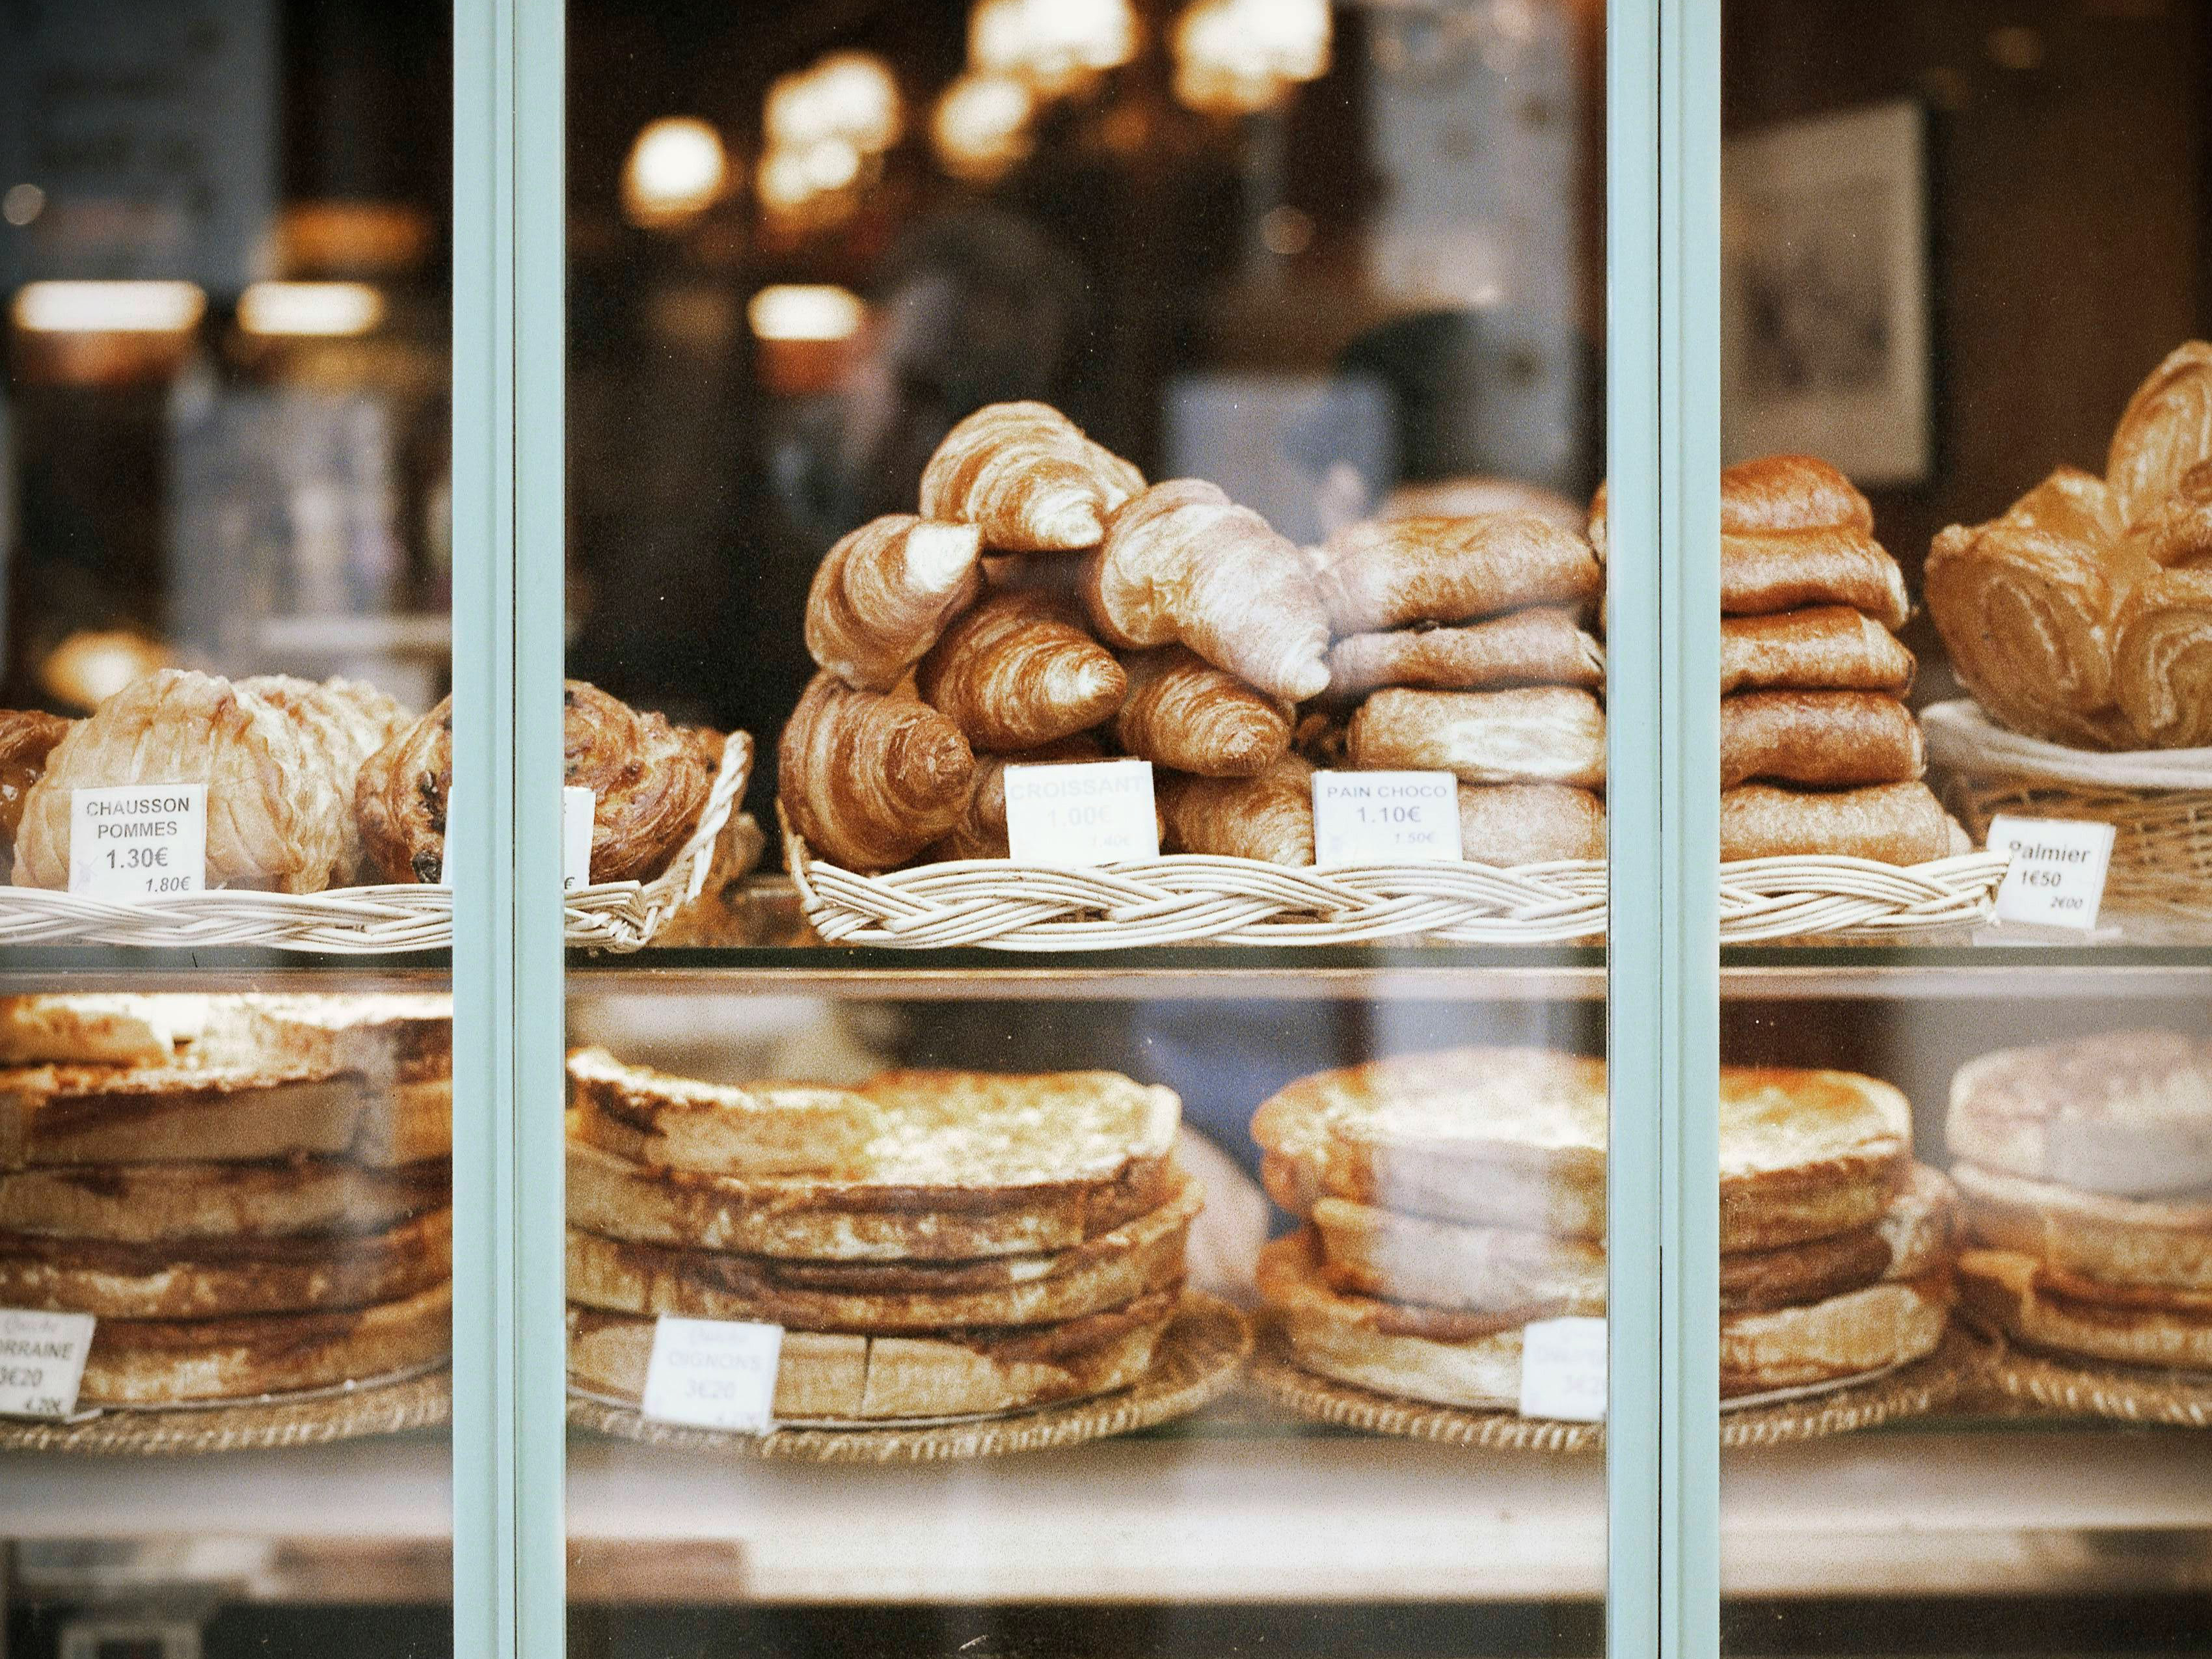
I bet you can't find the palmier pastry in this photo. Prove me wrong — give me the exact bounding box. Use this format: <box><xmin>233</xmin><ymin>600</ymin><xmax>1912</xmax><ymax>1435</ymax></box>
<box><xmin>0</xmin><ymin>710</ymin><xmax>71</xmax><ymax>869</ymax></box>
<box><xmin>355</xmin><ymin>681</ymin><xmax>713</xmax><ymax>885</ymax></box>
<box><xmin>2113</xmin><ymin>565</ymin><xmax>2212</xmax><ymax>748</ymax></box>
<box><xmin>2107</xmin><ymin>341</ymin><xmax>2212</xmax><ymax>529</ymax></box>
<box><xmin>1924</xmin><ymin>466</ymin><xmax>2152</xmax><ymax>748</ymax></box>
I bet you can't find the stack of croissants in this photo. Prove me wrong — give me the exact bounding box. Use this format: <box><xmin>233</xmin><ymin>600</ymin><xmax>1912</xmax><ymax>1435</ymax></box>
<box><xmin>781</xmin><ymin>399</ymin><xmax>1977</xmax><ymax>873</ymax></box>
<box><xmin>781</xmin><ymin>399</ymin><xmax>1616</xmax><ymax>871</ymax></box>
<box><xmin>0</xmin><ymin>671</ymin><xmax>740</xmax><ymax>901</ymax></box>
<box><xmin>1927</xmin><ymin>340</ymin><xmax>2212</xmax><ymax>751</ymax></box>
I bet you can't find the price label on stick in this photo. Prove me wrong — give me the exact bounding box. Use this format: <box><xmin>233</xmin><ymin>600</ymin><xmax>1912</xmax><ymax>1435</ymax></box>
<box><xmin>640</xmin><ymin>1315</ymin><xmax>783</xmax><ymax>1433</ymax></box>
<box><xmin>561</xmin><ymin>787</ymin><xmax>595</xmax><ymax>890</ymax></box>
<box><xmin>1987</xmin><ymin>815</ymin><xmax>2116</xmax><ymax>931</ymax></box>
<box><xmin>1003</xmin><ymin>759</ymin><xmax>1159</xmax><ymax>866</ymax></box>
<box><xmin>1312</xmin><ymin>770</ymin><xmax>1461</xmax><ymax>867</ymax></box>
<box><xmin>1518</xmin><ymin>1315</ymin><xmax>1607</xmax><ymax>1423</ymax></box>
<box><xmin>0</xmin><ymin>1309</ymin><xmax>96</xmax><ymax>1420</ymax></box>
<box><xmin>68</xmin><ymin>785</ymin><xmax>206</xmax><ymax>898</ymax></box>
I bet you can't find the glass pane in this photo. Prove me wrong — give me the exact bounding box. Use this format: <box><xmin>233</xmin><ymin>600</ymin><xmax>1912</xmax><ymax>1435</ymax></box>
<box><xmin>559</xmin><ymin>1</ymin><xmax>1618</xmax><ymax>1654</ymax></box>
<box><xmin>1720</xmin><ymin>5</ymin><xmax>2212</xmax><ymax>1652</ymax></box>
<box><xmin>1</xmin><ymin>3</ymin><xmax>455</xmax><ymax>1653</ymax></box>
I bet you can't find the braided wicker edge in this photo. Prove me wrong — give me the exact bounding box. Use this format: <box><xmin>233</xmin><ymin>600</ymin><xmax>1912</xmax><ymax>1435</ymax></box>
<box><xmin>783</xmin><ymin>811</ymin><xmax>2003</xmax><ymax>950</ymax></box>
<box><xmin>1245</xmin><ymin>1326</ymin><xmax>1601</xmax><ymax>1450</ymax></box>
<box><xmin>1974</xmin><ymin>1327</ymin><xmax>2212</xmax><ymax>1428</ymax></box>
<box><xmin>1716</xmin><ymin>1326</ymin><xmax>1980</xmax><ymax>1447</ymax></box>
<box><xmin>0</xmin><ymin>1367</ymin><xmax>451</xmax><ymax>1456</ymax></box>
<box><xmin>0</xmin><ymin>734</ymin><xmax>751</xmax><ymax>953</ymax></box>
<box><xmin>564</xmin><ymin>1292</ymin><xmax>1250</xmax><ymax>1463</ymax></box>
<box><xmin>1247</xmin><ymin>1323</ymin><xmax>1975</xmax><ymax>1450</ymax></box>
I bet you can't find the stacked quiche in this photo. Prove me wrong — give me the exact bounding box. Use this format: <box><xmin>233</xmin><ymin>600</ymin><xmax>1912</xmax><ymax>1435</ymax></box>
<box><xmin>1950</xmin><ymin>1031</ymin><xmax>2212</xmax><ymax>1377</ymax></box>
<box><xmin>0</xmin><ymin>994</ymin><xmax>452</xmax><ymax>1407</ymax></box>
<box><xmin>1254</xmin><ymin>1049</ymin><xmax>1958</xmax><ymax>1412</ymax></box>
<box><xmin>563</xmin><ymin>1049</ymin><xmax>1200</xmax><ymax>1423</ymax></box>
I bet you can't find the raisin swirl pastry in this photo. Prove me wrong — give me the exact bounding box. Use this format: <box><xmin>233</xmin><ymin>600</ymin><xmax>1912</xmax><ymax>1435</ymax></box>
<box><xmin>0</xmin><ymin>710</ymin><xmax>72</xmax><ymax>871</ymax></box>
<box><xmin>356</xmin><ymin>682</ymin><xmax>714</xmax><ymax>885</ymax></box>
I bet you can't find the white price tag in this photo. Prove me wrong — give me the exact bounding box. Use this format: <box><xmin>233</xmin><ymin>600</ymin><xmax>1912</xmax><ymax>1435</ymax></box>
<box><xmin>562</xmin><ymin>787</ymin><xmax>595</xmax><ymax>890</ymax></box>
<box><xmin>1988</xmin><ymin>815</ymin><xmax>2116</xmax><ymax>931</ymax></box>
<box><xmin>438</xmin><ymin>783</ymin><xmax>459</xmax><ymax>887</ymax></box>
<box><xmin>1518</xmin><ymin>1315</ymin><xmax>1607</xmax><ymax>1422</ymax></box>
<box><xmin>1312</xmin><ymin>770</ymin><xmax>1461</xmax><ymax>867</ymax></box>
<box><xmin>68</xmin><ymin>785</ymin><xmax>206</xmax><ymax>898</ymax></box>
<box><xmin>1003</xmin><ymin>759</ymin><xmax>1159</xmax><ymax>866</ymax></box>
<box><xmin>640</xmin><ymin>1315</ymin><xmax>783</xmax><ymax>1433</ymax></box>
<box><xmin>0</xmin><ymin>1309</ymin><xmax>96</xmax><ymax>1420</ymax></box>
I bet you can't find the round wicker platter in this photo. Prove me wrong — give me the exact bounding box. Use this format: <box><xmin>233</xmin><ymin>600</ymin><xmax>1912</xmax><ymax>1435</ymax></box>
<box><xmin>784</xmin><ymin>815</ymin><xmax>2005</xmax><ymax>950</ymax></box>
<box><xmin>0</xmin><ymin>733</ymin><xmax>750</xmax><ymax>953</ymax></box>
<box><xmin>566</xmin><ymin>1293</ymin><xmax>1251</xmax><ymax>1463</ymax></box>
<box><xmin>1247</xmin><ymin>1324</ymin><xmax>1977</xmax><ymax>1450</ymax></box>
<box><xmin>1976</xmin><ymin>1334</ymin><xmax>2212</xmax><ymax>1429</ymax></box>
<box><xmin>0</xmin><ymin>1366</ymin><xmax>450</xmax><ymax>1456</ymax></box>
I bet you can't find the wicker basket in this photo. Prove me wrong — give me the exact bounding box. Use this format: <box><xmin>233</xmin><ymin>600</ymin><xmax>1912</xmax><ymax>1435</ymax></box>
<box><xmin>0</xmin><ymin>733</ymin><xmax>751</xmax><ymax>954</ymax></box>
<box><xmin>781</xmin><ymin>805</ymin><xmax>2004</xmax><ymax>951</ymax></box>
<box><xmin>1925</xmin><ymin>698</ymin><xmax>2212</xmax><ymax>931</ymax></box>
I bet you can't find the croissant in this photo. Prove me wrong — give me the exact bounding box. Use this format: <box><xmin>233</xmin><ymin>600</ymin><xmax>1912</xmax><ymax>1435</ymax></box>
<box><xmin>1084</xmin><ymin>481</ymin><xmax>1332</xmax><ymax>701</ymax></box>
<box><xmin>1157</xmin><ymin>754</ymin><xmax>1315</xmax><ymax>865</ymax></box>
<box><xmin>1720</xmin><ymin>607</ymin><xmax>1915</xmax><ymax>695</ymax></box>
<box><xmin>2107</xmin><ymin>342</ymin><xmax>2212</xmax><ymax>528</ymax></box>
<box><xmin>1721</xmin><ymin>782</ymin><xmax>1965</xmax><ymax>866</ymax></box>
<box><xmin>1347</xmin><ymin>687</ymin><xmax>1607</xmax><ymax>788</ymax></box>
<box><xmin>932</xmin><ymin>736</ymin><xmax>1103</xmax><ymax>860</ymax></box>
<box><xmin>1113</xmin><ymin>647</ymin><xmax>1291</xmax><ymax>778</ymax></box>
<box><xmin>779</xmin><ymin>672</ymin><xmax>975</xmax><ymax>870</ymax></box>
<box><xmin>2144</xmin><ymin>460</ymin><xmax>2212</xmax><ymax>568</ymax></box>
<box><xmin>1327</xmin><ymin>607</ymin><xmax>1604</xmax><ymax>695</ymax></box>
<box><xmin>1720</xmin><ymin>692</ymin><xmax>1924</xmax><ymax>789</ymax></box>
<box><xmin>915</xmin><ymin>590</ymin><xmax>1126</xmax><ymax>752</ymax></box>
<box><xmin>1457</xmin><ymin>783</ymin><xmax>1606</xmax><ymax>863</ymax></box>
<box><xmin>2114</xmin><ymin>566</ymin><xmax>2212</xmax><ymax>748</ymax></box>
<box><xmin>919</xmin><ymin>401</ymin><xmax>1144</xmax><ymax>552</ymax></box>
<box><xmin>15</xmin><ymin>670</ymin><xmax>347</xmax><ymax>893</ymax></box>
<box><xmin>1319</xmin><ymin>514</ymin><xmax>1602</xmax><ymax>634</ymax></box>
<box><xmin>0</xmin><ymin>711</ymin><xmax>72</xmax><ymax>869</ymax></box>
<box><xmin>356</xmin><ymin>681</ymin><xmax>713</xmax><ymax>885</ymax></box>
<box><xmin>1924</xmin><ymin>466</ymin><xmax>2151</xmax><ymax>748</ymax></box>
<box><xmin>804</xmin><ymin>515</ymin><xmax>983</xmax><ymax>691</ymax></box>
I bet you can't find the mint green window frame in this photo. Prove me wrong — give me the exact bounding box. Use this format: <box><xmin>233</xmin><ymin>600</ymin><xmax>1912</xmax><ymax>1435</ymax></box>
<box><xmin>444</xmin><ymin>1</ymin><xmax>1728</xmax><ymax>1654</ymax></box>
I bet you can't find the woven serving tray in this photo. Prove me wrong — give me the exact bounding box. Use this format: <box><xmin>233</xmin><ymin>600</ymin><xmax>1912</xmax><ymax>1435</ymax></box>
<box><xmin>1926</xmin><ymin>697</ymin><xmax>2212</xmax><ymax>930</ymax></box>
<box><xmin>1970</xmin><ymin>1327</ymin><xmax>2212</xmax><ymax>1428</ymax></box>
<box><xmin>0</xmin><ymin>1366</ymin><xmax>450</xmax><ymax>1456</ymax></box>
<box><xmin>783</xmin><ymin>810</ymin><xmax>2005</xmax><ymax>950</ymax></box>
<box><xmin>565</xmin><ymin>1293</ymin><xmax>1250</xmax><ymax>1463</ymax></box>
<box><xmin>1247</xmin><ymin>1323</ymin><xmax>1976</xmax><ymax>1449</ymax></box>
<box><xmin>0</xmin><ymin>733</ymin><xmax>751</xmax><ymax>954</ymax></box>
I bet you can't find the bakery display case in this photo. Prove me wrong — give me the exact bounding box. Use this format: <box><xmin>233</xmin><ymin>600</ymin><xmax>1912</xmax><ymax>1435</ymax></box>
<box><xmin>8</xmin><ymin>3</ymin><xmax>2212</xmax><ymax>1659</ymax></box>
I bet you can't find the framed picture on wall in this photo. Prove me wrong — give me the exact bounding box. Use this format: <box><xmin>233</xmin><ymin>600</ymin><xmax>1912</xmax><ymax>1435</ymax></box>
<box><xmin>1722</xmin><ymin>100</ymin><xmax>1931</xmax><ymax>485</ymax></box>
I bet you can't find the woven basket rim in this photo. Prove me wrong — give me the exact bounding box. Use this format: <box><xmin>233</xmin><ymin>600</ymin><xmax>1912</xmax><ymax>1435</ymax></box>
<box><xmin>781</xmin><ymin>807</ymin><xmax>2004</xmax><ymax>951</ymax></box>
<box><xmin>565</xmin><ymin>1291</ymin><xmax>1250</xmax><ymax>1462</ymax></box>
<box><xmin>0</xmin><ymin>733</ymin><xmax>751</xmax><ymax>954</ymax></box>
<box><xmin>1246</xmin><ymin>1323</ymin><xmax>1976</xmax><ymax>1449</ymax></box>
<box><xmin>1975</xmin><ymin>1325</ymin><xmax>2212</xmax><ymax>1427</ymax></box>
<box><xmin>1924</xmin><ymin>698</ymin><xmax>2212</xmax><ymax>790</ymax></box>
<box><xmin>0</xmin><ymin>1366</ymin><xmax>450</xmax><ymax>1456</ymax></box>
